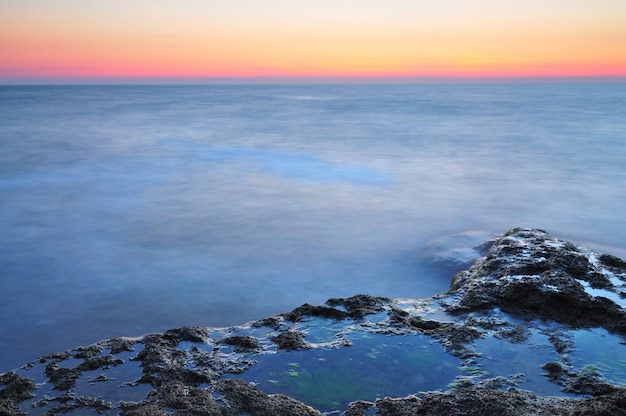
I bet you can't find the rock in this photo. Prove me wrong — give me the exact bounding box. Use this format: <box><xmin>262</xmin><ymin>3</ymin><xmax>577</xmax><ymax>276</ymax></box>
<box><xmin>163</xmin><ymin>326</ymin><xmax>210</xmax><ymax>343</ymax></box>
<box><xmin>220</xmin><ymin>335</ymin><xmax>260</xmax><ymax>352</ymax></box>
<box><xmin>283</xmin><ymin>303</ymin><xmax>349</xmax><ymax>321</ymax></box>
<box><xmin>326</xmin><ymin>294</ymin><xmax>390</xmax><ymax>318</ymax></box>
<box><xmin>2</xmin><ymin>228</ymin><xmax>626</xmax><ymax>416</ymax></box>
<box><xmin>445</xmin><ymin>228</ymin><xmax>626</xmax><ymax>334</ymax></box>
<box><xmin>564</xmin><ymin>366</ymin><xmax>620</xmax><ymax>396</ymax></box>
<box><xmin>344</xmin><ymin>385</ymin><xmax>626</xmax><ymax>416</ymax></box>
<box><xmin>119</xmin><ymin>383</ymin><xmax>224</xmax><ymax>415</ymax></box>
<box><xmin>495</xmin><ymin>324</ymin><xmax>530</xmax><ymax>343</ymax></box>
<box><xmin>282</xmin><ymin>294</ymin><xmax>390</xmax><ymax>321</ymax></box>
<box><xmin>272</xmin><ymin>331</ymin><xmax>310</xmax><ymax>350</ymax></box>
<box><xmin>541</xmin><ymin>361</ymin><xmax>565</xmax><ymax>381</ymax></box>
<box><xmin>213</xmin><ymin>379</ymin><xmax>322</xmax><ymax>415</ymax></box>
<box><xmin>599</xmin><ymin>253</ymin><xmax>626</xmax><ymax>269</ymax></box>
<box><xmin>569</xmin><ymin>389</ymin><xmax>626</xmax><ymax>415</ymax></box>
<box><xmin>0</xmin><ymin>372</ymin><xmax>35</xmax><ymax>416</ymax></box>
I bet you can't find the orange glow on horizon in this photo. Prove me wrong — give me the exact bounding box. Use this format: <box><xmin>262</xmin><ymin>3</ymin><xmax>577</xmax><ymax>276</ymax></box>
<box><xmin>1</xmin><ymin>1</ymin><xmax>625</xmax><ymax>82</ymax></box>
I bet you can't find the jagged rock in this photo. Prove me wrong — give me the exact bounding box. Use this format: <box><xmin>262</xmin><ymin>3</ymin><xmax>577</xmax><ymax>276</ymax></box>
<box><xmin>344</xmin><ymin>386</ymin><xmax>626</xmax><ymax>416</ymax></box>
<box><xmin>272</xmin><ymin>331</ymin><xmax>310</xmax><ymax>350</ymax></box>
<box><xmin>282</xmin><ymin>294</ymin><xmax>390</xmax><ymax>321</ymax></box>
<box><xmin>220</xmin><ymin>335</ymin><xmax>260</xmax><ymax>352</ymax></box>
<box><xmin>445</xmin><ymin>228</ymin><xmax>626</xmax><ymax>334</ymax></box>
<box><xmin>326</xmin><ymin>294</ymin><xmax>390</xmax><ymax>318</ymax></box>
<box><xmin>213</xmin><ymin>379</ymin><xmax>322</xmax><ymax>415</ymax></box>
<box><xmin>163</xmin><ymin>326</ymin><xmax>210</xmax><ymax>343</ymax></box>
<box><xmin>2</xmin><ymin>228</ymin><xmax>625</xmax><ymax>416</ymax></box>
<box><xmin>0</xmin><ymin>372</ymin><xmax>36</xmax><ymax>416</ymax></box>
<box><xmin>541</xmin><ymin>361</ymin><xmax>565</xmax><ymax>381</ymax></box>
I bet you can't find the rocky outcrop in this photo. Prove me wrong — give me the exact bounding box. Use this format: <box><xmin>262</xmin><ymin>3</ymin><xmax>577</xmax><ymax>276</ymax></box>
<box><xmin>345</xmin><ymin>385</ymin><xmax>626</xmax><ymax>416</ymax></box>
<box><xmin>445</xmin><ymin>228</ymin><xmax>626</xmax><ymax>333</ymax></box>
<box><xmin>1</xmin><ymin>228</ymin><xmax>625</xmax><ymax>415</ymax></box>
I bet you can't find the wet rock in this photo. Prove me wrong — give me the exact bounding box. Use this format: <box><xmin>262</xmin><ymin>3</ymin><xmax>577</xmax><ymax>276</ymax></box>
<box><xmin>564</xmin><ymin>366</ymin><xmax>619</xmax><ymax>396</ymax></box>
<box><xmin>430</xmin><ymin>323</ymin><xmax>483</xmax><ymax>358</ymax></box>
<box><xmin>3</xmin><ymin>228</ymin><xmax>626</xmax><ymax>416</ymax></box>
<box><xmin>495</xmin><ymin>325</ymin><xmax>531</xmax><ymax>343</ymax></box>
<box><xmin>388</xmin><ymin>305</ymin><xmax>410</xmax><ymax>324</ymax></box>
<box><xmin>599</xmin><ymin>253</ymin><xmax>626</xmax><ymax>269</ymax></box>
<box><xmin>548</xmin><ymin>334</ymin><xmax>571</xmax><ymax>355</ymax></box>
<box><xmin>254</xmin><ymin>315</ymin><xmax>283</xmax><ymax>329</ymax></box>
<box><xmin>73</xmin><ymin>344</ymin><xmax>103</xmax><ymax>359</ymax></box>
<box><xmin>78</xmin><ymin>354</ymin><xmax>124</xmax><ymax>371</ymax></box>
<box><xmin>372</xmin><ymin>395</ymin><xmax>422</xmax><ymax>416</ymax></box>
<box><xmin>585</xmin><ymin>271</ymin><xmax>613</xmax><ymax>289</ymax></box>
<box><xmin>326</xmin><ymin>294</ymin><xmax>390</xmax><ymax>318</ymax></box>
<box><xmin>388</xmin><ymin>307</ymin><xmax>442</xmax><ymax>331</ymax></box>
<box><xmin>106</xmin><ymin>337</ymin><xmax>137</xmax><ymax>354</ymax></box>
<box><xmin>408</xmin><ymin>317</ymin><xmax>442</xmax><ymax>330</ymax></box>
<box><xmin>214</xmin><ymin>379</ymin><xmax>322</xmax><ymax>415</ymax></box>
<box><xmin>398</xmin><ymin>387</ymin><xmax>569</xmax><ymax>416</ymax></box>
<box><xmin>542</xmin><ymin>361</ymin><xmax>565</xmax><ymax>381</ymax></box>
<box><xmin>344</xmin><ymin>386</ymin><xmax>573</xmax><ymax>416</ymax></box>
<box><xmin>134</xmin><ymin>333</ymin><xmax>184</xmax><ymax>376</ymax></box>
<box><xmin>221</xmin><ymin>335</ymin><xmax>260</xmax><ymax>352</ymax></box>
<box><xmin>344</xmin><ymin>400</ymin><xmax>375</xmax><ymax>416</ymax></box>
<box><xmin>34</xmin><ymin>393</ymin><xmax>112</xmax><ymax>415</ymax></box>
<box><xmin>163</xmin><ymin>326</ymin><xmax>209</xmax><ymax>343</ymax></box>
<box><xmin>569</xmin><ymin>389</ymin><xmax>626</xmax><ymax>415</ymax></box>
<box><xmin>119</xmin><ymin>383</ymin><xmax>224</xmax><ymax>416</ymax></box>
<box><xmin>283</xmin><ymin>294</ymin><xmax>390</xmax><ymax>321</ymax></box>
<box><xmin>283</xmin><ymin>303</ymin><xmax>349</xmax><ymax>321</ymax></box>
<box><xmin>272</xmin><ymin>331</ymin><xmax>310</xmax><ymax>350</ymax></box>
<box><xmin>345</xmin><ymin>384</ymin><xmax>626</xmax><ymax>416</ymax></box>
<box><xmin>44</xmin><ymin>362</ymin><xmax>81</xmax><ymax>390</ymax></box>
<box><xmin>445</xmin><ymin>228</ymin><xmax>626</xmax><ymax>335</ymax></box>
<box><xmin>0</xmin><ymin>372</ymin><xmax>36</xmax><ymax>415</ymax></box>
<box><xmin>132</xmin><ymin>333</ymin><xmax>220</xmax><ymax>388</ymax></box>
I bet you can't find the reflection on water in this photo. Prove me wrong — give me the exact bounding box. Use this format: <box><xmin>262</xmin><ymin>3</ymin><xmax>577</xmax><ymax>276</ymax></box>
<box><xmin>570</xmin><ymin>328</ymin><xmax>626</xmax><ymax>386</ymax></box>
<box><xmin>472</xmin><ymin>329</ymin><xmax>565</xmax><ymax>396</ymax></box>
<box><xmin>1</xmin><ymin>84</ymin><xmax>626</xmax><ymax>372</ymax></box>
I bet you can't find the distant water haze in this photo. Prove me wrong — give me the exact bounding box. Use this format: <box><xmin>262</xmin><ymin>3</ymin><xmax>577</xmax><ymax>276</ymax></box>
<box><xmin>1</xmin><ymin>84</ymin><xmax>625</xmax><ymax>372</ymax></box>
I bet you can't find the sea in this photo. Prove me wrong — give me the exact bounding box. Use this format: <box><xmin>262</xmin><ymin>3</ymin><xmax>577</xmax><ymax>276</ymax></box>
<box><xmin>1</xmin><ymin>83</ymin><xmax>625</xmax><ymax>372</ymax></box>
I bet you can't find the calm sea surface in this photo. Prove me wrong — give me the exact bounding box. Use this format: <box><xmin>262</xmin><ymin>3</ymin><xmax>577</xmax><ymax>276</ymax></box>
<box><xmin>1</xmin><ymin>84</ymin><xmax>625</xmax><ymax>372</ymax></box>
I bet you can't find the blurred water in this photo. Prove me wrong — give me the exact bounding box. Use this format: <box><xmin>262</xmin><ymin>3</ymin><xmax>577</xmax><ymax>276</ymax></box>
<box><xmin>1</xmin><ymin>84</ymin><xmax>626</xmax><ymax>372</ymax></box>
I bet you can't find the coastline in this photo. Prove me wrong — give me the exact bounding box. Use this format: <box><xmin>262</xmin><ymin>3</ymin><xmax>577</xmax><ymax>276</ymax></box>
<box><xmin>2</xmin><ymin>228</ymin><xmax>625</xmax><ymax>415</ymax></box>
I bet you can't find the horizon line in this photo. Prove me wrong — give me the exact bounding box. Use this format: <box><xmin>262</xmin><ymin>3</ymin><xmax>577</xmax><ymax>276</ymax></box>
<box><xmin>2</xmin><ymin>75</ymin><xmax>626</xmax><ymax>85</ymax></box>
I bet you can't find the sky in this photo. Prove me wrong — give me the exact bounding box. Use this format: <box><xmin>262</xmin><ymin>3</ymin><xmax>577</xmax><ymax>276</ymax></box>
<box><xmin>1</xmin><ymin>0</ymin><xmax>626</xmax><ymax>82</ymax></box>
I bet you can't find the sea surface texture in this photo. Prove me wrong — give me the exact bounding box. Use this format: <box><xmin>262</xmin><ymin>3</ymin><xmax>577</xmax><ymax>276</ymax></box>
<box><xmin>1</xmin><ymin>84</ymin><xmax>625</xmax><ymax>372</ymax></box>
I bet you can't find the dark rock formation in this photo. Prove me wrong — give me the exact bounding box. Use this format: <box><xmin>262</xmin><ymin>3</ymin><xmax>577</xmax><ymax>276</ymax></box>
<box><xmin>2</xmin><ymin>228</ymin><xmax>625</xmax><ymax>415</ymax></box>
<box><xmin>282</xmin><ymin>294</ymin><xmax>390</xmax><ymax>321</ymax></box>
<box><xmin>445</xmin><ymin>228</ymin><xmax>626</xmax><ymax>334</ymax></box>
<box><xmin>345</xmin><ymin>386</ymin><xmax>626</xmax><ymax>416</ymax></box>
<box><xmin>272</xmin><ymin>331</ymin><xmax>310</xmax><ymax>350</ymax></box>
<box><xmin>0</xmin><ymin>373</ymin><xmax>36</xmax><ymax>415</ymax></box>
<box><xmin>220</xmin><ymin>335</ymin><xmax>260</xmax><ymax>352</ymax></box>
<box><xmin>119</xmin><ymin>379</ymin><xmax>321</xmax><ymax>416</ymax></box>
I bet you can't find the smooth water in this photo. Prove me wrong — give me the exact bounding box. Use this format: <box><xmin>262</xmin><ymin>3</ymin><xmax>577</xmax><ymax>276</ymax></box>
<box><xmin>1</xmin><ymin>84</ymin><xmax>625</xmax><ymax>372</ymax></box>
<box><xmin>238</xmin><ymin>332</ymin><xmax>460</xmax><ymax>412</ymax></box>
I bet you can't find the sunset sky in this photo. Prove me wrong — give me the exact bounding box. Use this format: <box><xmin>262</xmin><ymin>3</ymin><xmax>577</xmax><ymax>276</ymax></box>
<box><xmin>1</xmin><ymin>0</ymin><xmax>626</xmax><ymax>82</ymax></box>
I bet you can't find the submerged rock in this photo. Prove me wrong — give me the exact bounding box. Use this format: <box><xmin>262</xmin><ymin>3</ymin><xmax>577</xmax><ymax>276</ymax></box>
<box><xmin>418</xmin><ymin>230</ymin><xmax>499</xmax><ymax>275</ymax></box>
<box><xmin>1</xmin><ymin>228</ymin><xmax>625</xmax><ymax>415</ymax></box>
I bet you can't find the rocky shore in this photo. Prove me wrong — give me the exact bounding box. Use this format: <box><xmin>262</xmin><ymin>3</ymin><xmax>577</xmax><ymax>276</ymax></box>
<box><xmin>2</xmin><ymin>228</ymin><xmax>625</xmax><ymax>415</ymax></box>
